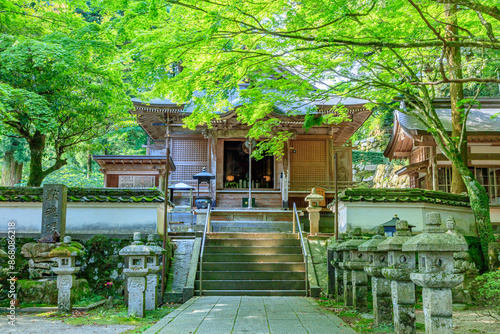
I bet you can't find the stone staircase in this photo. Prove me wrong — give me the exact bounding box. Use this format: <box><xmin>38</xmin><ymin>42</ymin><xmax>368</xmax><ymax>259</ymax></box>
<box><xmin>210</xmin><ymin>220</ymin><xmax>294</xmax><ymax>233</ymax></box>
<box><xmin>196</xmin><ymin>233</ymin><xmax>306</xmax><ymax>296</ymax></box>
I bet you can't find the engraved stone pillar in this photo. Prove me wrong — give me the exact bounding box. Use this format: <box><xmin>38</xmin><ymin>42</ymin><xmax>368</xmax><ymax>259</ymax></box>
<box><xmin>50</xmin><ymin>236</ymin><xmax>83</xmax><ymax>313</ymax></box>
<box><xmin>119</xmin><ymin>232</ymin><xmax>153</xmax><ymax>317</ymax></box>
<box><xmin>379</xmin><ymin>220</ymin><xmax>416</xmax><ymax>334</ymax></box>
<box><xmin>145</xmin><ymin>234</ymin><xmax>166</xmax><ymax>311</ymax></box>
<box><xmin>41</xmin><ymin>184</ymin><xmax>67</xmax><ymax>239</ymax></box>
<box><xmin>403</xmin><ymin>213</ymin><xmax>467</xmax><ymax>334</ymax></box>
<box><xmin>360</xmin><ymin>226</ymin><xmax>392</xmax><ymax>326</ymax></box>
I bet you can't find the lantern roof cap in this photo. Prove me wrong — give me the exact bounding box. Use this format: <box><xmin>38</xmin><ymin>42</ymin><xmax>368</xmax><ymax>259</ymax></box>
<box><xmin>338</xmin><ymin>228</ymin><xmax>365</xmax><ymax>250</ymax></box>
<box><xmin>378</xmin><ymin>220</ymin><xmax>413</xmax><ymax>251</ymax></box>
<box><xmin>359</xmin><ymin>226</ymin><xmax>386</xmax><ymax>252</ymax></box>
<box><xmin>327</xmin><ymin>233</ymin><xmax>347</xmax><ymax>250</ymax></box>
<box><xmin>192</xmin><ymin>167</ymin><xmax>215</xmax><ymax>180</ymax></box>
<box><xmin>168</xmin><ymin>181</ymin><xmax>195</xmax><ymax>190</ymax></box>
<box><xmin>119</xmin><ymin>232</ymin><xmax>155</xmax><ymax>256</ymax></box>
<box><xmin>146</xmin><ymin>234</ymin><xmax>167</xmax><ymax>255</ymax></box>
<box><xmin>305</xmin><ymin>188</ymin><xmax>324</xmax><ymax>202</ymax></box>
<box><xmin>402</xmin><ymin>213</ymin><xmax>468</xmax><ymax>252</ymax></box>
<box><xmin>48</xmin><ymin>236</ymin><xmax>84</xmax><ymax>257</ymax></box>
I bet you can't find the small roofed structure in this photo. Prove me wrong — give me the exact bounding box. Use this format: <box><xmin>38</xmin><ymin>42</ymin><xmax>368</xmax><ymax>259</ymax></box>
<box><xmin>93</xmin><ymin>155</ymin><xmax>175</xmax><ymax>189</ymax></box>
<box><xmin>379</xmin><ymin>214</ymin><xmax>415</xmax><ymax>236</ymax></box>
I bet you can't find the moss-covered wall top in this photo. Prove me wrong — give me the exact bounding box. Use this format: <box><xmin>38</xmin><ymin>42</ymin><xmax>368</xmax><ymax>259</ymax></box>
<box><xmin>333</xmin><ymin>188</ymin><xmax>470</xmax><ymax>207</ymax></box>
<box><xmin>0</xmin><ymin>186</ymin><xmax>169</xmax><ymax>203</ymax></box>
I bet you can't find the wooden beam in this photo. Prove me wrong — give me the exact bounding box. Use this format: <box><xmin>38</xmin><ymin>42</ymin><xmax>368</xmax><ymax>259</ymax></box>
<box><xmin>414</xmin><ymin>141</ymin><xmax>436</xmax><ymax>147</ymax></box>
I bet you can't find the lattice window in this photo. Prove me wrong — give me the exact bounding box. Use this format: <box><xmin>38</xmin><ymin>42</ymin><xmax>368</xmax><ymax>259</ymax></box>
<box><xmin>170</xmin><ymin>139</ymin><xmax>208</xmax><ymax>187</ymax></box>
<box><xmin>118</xmin><ymin>176</ymin><xmax>155</xmax><ymax>188</ymax></box>
<box><xmin>290</xmin><ymin>141</ymin><xmax>326</xmax><ymax>181</ymax></box>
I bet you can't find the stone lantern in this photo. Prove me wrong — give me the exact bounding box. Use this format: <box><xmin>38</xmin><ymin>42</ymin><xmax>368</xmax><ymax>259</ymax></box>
<box><xmin>359</xmin><ymin>226</ymin><xmax>392</xmax><ymax>326</ymax></box>
<box><xmin>119</xmin><ymin>232</ymin><xmax>154</xmax><ymax>317</ymax></box>
<box><xmin>403</xmin><ymin>212</ymin><xmax>467</xmax><ymax>334</ymax></box>
<box><xmin>327</xmin><ymin>233</ymin><xmax>346</xmax><ymax>300</ymax></box>
<box><xmin>379</xmin><ymin>220</ymin><xmax>416</xmax><ymax>334</ymax></box>
<box><xmin>49</xmin><ymin>236</ymin><xmax>83</xmax><ymax>313</ymax></box>
<box><xmin>338</xmin><ymin>228</ymin><xmax>367</xmax><ymax>310</ymax></box>
<box><xmin>192</xmin><ymin>167</ymin><xmax>215</xmax><ymax>209</ymax></box>
<box><xmin>145</xmin><ymin>234</ymin><xmax>166</xmax><ymax>311</ymax></box>
<box><xmin>304</xmin><ymin>188</ymin><xmax>324</xmax><ymax>235</ymax></box>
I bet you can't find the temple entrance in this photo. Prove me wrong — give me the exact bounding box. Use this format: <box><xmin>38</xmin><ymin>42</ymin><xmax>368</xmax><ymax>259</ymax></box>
<box><xmin>223</xmin><ymin>140</ymin><xmax>274</xmax><ymax>189</ymax></box>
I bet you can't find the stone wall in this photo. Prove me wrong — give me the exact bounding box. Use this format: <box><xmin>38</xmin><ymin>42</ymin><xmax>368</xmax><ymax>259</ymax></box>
<box><xmin>372</xmin><ymin>165</ymin><xmax>409</xmax><ymax>188</ymax></box>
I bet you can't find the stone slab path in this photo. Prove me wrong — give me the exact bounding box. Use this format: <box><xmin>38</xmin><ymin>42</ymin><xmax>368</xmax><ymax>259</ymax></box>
<box><xmin>144</xmin><ymin>296</ymin><xmax>357</xmax><ymax>334</ymax></box>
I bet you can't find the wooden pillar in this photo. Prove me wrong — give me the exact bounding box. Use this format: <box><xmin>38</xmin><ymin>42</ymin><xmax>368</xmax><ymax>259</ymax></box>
<box><xmin>210</xmin><ymin>131</ymin><xmax>218</xmax><ymax>206</ymax></box>
<box><xmin>328</xmin><ymin>139</ymin><xmax>335</xmax><ymax>182</ymax></box>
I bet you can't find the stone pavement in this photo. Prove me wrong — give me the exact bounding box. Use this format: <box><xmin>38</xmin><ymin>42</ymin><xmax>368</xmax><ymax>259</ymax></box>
<box><xmin>144</xmin><ymin>296</ymin><xmax>357</xmax><ymax>334</ymax></box>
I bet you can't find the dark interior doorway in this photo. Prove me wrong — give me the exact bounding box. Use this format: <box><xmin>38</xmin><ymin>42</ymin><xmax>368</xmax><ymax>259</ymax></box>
<box><xmin>223</xmin><ymin>140</ymin><xmax>274</xmax><ymax>189</ymax></box>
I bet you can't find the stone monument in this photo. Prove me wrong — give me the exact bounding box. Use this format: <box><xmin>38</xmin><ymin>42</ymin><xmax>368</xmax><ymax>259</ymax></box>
<box><xmin>343</xmin><ymin>228</ymin><xmax>370</xmax><ymax>312</ymax></box>
<box><xmin>49</xmin><ymin>236</ymin><xmax>83</xmax><ymax>313</ymax></box>
<box><xmin>41</xmin><ymin>184</ymin><xmax>67</xmax><ymax>239</ymax></box>
<box><xmin>304</xmin><ymin>188</ymin><xmax>324</xmax><ymax>235</ymax></box>
<box><xmin>337</xmin><ymin>232</ymin><xmax>354</xmax><ymax>306</ymax></box>
<box><xmin>145</xmin><ymin>234</ymin><xmax>166</xmax><ymax>311</ymax></box>
<box><xmin>379</xmin><ymin>220</ymin><xmax>416</xmax><ymax>334</ymax></box>
<box><xmin>359</xmin><ymin>226</ymin><xmax>392</xmax><ymax>326</ymax></box>
<box><xmin>403</xmin><ymin>212</ymin><xmax>467</xmax><ymax>334</ymax></box>
<box><xmin>119</xmin><ymin>232</ymin><xmax>154</xmax><ymax>317</ymax></box>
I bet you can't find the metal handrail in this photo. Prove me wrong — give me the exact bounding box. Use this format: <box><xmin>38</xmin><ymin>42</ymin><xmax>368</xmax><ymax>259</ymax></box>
<box><xmin>199</xmin><ymin>204</ymin><xmax>212</xmax><ymax>296</ymax></box>
<box><xmin>293</xmin><ymin>203</ymin><xmax>309</xmax><ymax>297</ymax></box>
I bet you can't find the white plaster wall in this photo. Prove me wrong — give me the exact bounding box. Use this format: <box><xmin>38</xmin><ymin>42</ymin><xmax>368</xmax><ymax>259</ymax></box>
<box><xmin>337</xmin><ymin>201</ymin><xmax>476</xmax><ymax>235</ymax></box>
<box><xmin>0</xmin><ymin>202</ymin><xmax>160</xmax><ymax>235</ymax></box>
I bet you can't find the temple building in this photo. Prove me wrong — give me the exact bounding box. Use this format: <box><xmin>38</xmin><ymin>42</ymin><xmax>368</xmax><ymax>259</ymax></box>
<box><xmin>94</xmin><ymin>86</ymin><xmax>372</xmax><ymax>209</ymax></box>
<box><xmin>383</xmin><ymin>97</ymin><xmax>500</xmax><ymax>228</ymax></box>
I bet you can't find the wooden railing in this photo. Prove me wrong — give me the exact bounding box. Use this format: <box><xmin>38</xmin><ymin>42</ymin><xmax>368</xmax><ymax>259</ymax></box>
<box><xmin>293</xmin><ymin>203</ymin><xmax>309</xmax><ymax>297</ymax></box>
<box><xmin>289</xmin><ymin>181</ymin><xmax>359</xmax><ymax>191</ymax></box>
<box><xmin>199</xmin><ymin>204</ymin><xmax>212</xmax><ymax>296</ymax></box>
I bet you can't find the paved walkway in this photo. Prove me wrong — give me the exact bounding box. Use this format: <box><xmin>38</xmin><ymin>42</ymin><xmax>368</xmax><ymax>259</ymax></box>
<box><xmin>144</xmin><ymin>296</ymin><xmax>357</xmax><ymax>334</ymax></box>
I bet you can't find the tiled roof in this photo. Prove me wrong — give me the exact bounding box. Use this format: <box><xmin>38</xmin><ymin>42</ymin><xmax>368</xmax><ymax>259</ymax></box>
<box><xmin>0</xmin><ymin>187</ymin><xmax>169</xmax><ymax>204</ymax></box>
<box><xmin>331</xmin><ymin>188</ymin><xmax>470</xmax><ymax>207</ymax></box>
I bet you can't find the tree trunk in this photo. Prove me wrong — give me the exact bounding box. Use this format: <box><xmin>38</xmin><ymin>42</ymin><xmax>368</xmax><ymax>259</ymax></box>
<box><xmin>445</xmin><ymin>4</ymin><xmax>467</xmax><ymax>194</ymax></box>
<box><xmin>27</xmin><ymin>131</ymin><xmax>46</xmax><ymax>187</ymax></box>
<box><xmin>1</xmin><ymin>151</ymin><xmax>23</xmax><ymax>186</ymax></box>
<box><xmin>87</xmin><ymin>151</ymin><xmax>92</xmax><ymax>179</ymax></box>
<box><xmin>451</xmin><ymin>152</ymin><xmax>494</xmax><ymax>261</ymax></box>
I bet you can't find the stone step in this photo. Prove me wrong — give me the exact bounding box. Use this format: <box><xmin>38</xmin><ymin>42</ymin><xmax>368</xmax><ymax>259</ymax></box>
<box><xmin>204</xmin><ymin>246</ymin><xmax>302</xmax><ymax>254</ymax></box>
<box><xmin>207</xmin><ymin>232</ymin><xmax>299</xmax><ymax>239</ymax></box>
<box><xmin>196</xmin><ymin>290</ymin><xmax>306</xmax><ymax>296</ymax></box>
<box><xmin>210</xmin><ymin>221</ymin><xmax>293</xmax><ymax>233</ymax></box>
<box><xmin>201</xmin><ymin>262</ymin><xmax>306</xmax><ymax>272</ymax></box>
<box><xmin>195</xmin><ymin>280</ymin><xmax>305</xmax><ymax>290</ymax></box>
<box><xmin>197</xmin><ymin>271</ymin><xmax>305</xmax><ymax>281</ymax></box>
<box><xmin>207</xmin><ymin>238</ymin><xmax>300</xmax><ymax>247</ymax></box>
<box><xmin>202</xmin><ymin>254</ymin><xmax>304</xmax><ymax>263</ymax></box>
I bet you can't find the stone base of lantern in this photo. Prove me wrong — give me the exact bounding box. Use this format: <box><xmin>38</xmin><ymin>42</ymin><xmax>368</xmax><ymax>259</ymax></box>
<box><xmin>145</xmin><ymin>274</ymin><xmax>158</xmax><ymax>311</ymax></box>
<box><xmin>391</xmin><ymin>281</ymin><xmax>416</xmax><ymax>334</ymax></box>
<box><xmin>128</xmin><ymin>277</ymin><xmax>147</xmax><ymax>317</ymax></box>
<box><xmin>422</xmin><ymin>288</ymin><xmax>453</xmax><ymax>334</ymax></box>
<box><xmin>334</xmin><ymin>268</ymin><xmax>344</xmax><ymax>301</ymax></box>
<box><xmin>343</xmin><ymin>270</ymin><xmax>353</xmax><ymax>307</ymax></box>
<box><xmin>372</xmin><ymin>277</ymin><xmax>392</xmax><ymax>326</ymax></box>
<box><xmin>352</xmin><ymin>270</ymin><xmax>369</xmax><ymax>312</ymax></box>
<box><xmin>57</xmin><ymin>274</ymin><xmax>75</xmax><ymax>313</ymax></box>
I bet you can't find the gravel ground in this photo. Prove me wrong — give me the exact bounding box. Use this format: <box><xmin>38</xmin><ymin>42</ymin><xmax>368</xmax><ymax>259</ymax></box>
<box><xmin>416</xmin><ymin>309</ymin><xmax>500</xmax><ymax>334</ymax></box>
<box><xmin>1</xmin><ymin>314</ymin><xmax>135</xmax><ymax>334</ymax></box>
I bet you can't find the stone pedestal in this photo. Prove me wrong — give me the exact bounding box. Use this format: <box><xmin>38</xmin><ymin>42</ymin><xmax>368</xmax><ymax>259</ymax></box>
<box><xmin>49</xmin><ymin>236</ymin><xmax>83</xmax><ymax>313</ymax></box>
<box><xmin>120</xmin><ymin>232</ymin><xmax>153</xmax><ymax>317</ymax></box>
<box><xmin>372</xmin><ymin>277</ymin><xmax>392</xmax><ymax>325</ymax></box>
<box><xmin>327</xmin><ymin>233</ymin><xmax>346</xmax><ymax>300</ymax></box>
<box><xmin>305</xmin><ymin>207</ymin><xmax>321</xmax><ymax>236</ymax></box>
<box><xmin>379</xmin><ymin>220</ymin><xmax>416</xmax><ymax>334</ymax></box>
<box><xmin>351</xmin><ymin>268</ymin><xmax>369</xmax><ymax>312</ymax></box>
<box><xmin>145</xmin><ymin>234</ymin><xmax>166</xmax><ymax>311</ymax></box>
<box><xmin>403</xmin><ymin>213</ymin><xmax>468</xmax><ymax>334</ymax></box>
<box><xmin>338</xmin><ymin>229</ymin><xmax>367</xmax><ymax>310</ymax></box>
<box><xmin>360</xmin><ymin>227</ymin><xmax>392</xmax><ymax>326</ymax></box>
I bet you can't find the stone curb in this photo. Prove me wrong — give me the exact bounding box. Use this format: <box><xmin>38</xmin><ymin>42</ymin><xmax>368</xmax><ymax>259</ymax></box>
<box><xmin>0</xmin><ymin>298</ymin><xmax>107</xmax><ymax>313</ymax></box>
